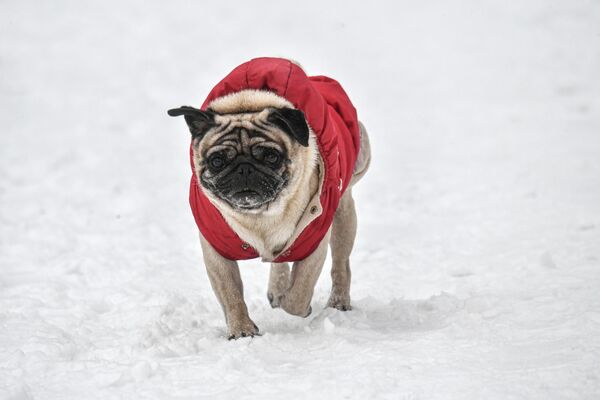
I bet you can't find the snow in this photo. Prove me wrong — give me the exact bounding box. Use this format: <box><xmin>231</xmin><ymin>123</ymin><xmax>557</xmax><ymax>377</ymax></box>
<box><xmin>1</xmin><ymin>0</ymin><xmax>600</xmax><ymax>399</ymax></box>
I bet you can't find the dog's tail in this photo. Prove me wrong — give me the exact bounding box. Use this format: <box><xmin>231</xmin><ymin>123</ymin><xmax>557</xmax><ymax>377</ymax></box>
<box><xmin>351</xmin><ymin>121</ymin><xmax>371</xmax><ymax>186</ymax></box>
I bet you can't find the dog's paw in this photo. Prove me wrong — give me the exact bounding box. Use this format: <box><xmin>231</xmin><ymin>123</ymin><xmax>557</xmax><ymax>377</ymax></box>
<box><xmin>227</xmin><ymin>319</ymin><xmax>260</xmax><ymax>340</ymax></box>
<box><xmin>279</xmin><ymin>295</ymin><xmax>312</xmax><ymax>318</ymax></box>
<box><xmin>327</xmin><ymin>294</ymin><xmax>352</xmax><ymax>311</ymax></box>
<box><xmin>267</xmin><ymin>292</ymin><xmax>282</xmax><ymax>308</ymax></box>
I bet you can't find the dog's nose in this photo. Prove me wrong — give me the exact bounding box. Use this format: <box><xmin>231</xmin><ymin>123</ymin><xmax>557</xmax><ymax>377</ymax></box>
<box><xmin>237</xmin><ymin>164</ymin><xmax>254</xmax><ymax>177</ymax></box>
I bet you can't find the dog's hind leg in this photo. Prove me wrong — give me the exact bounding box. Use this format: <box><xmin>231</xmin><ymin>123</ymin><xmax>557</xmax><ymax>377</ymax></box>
<box><xmin>326</xmin><ymin>121</ymin><xmax>370</xmax><ymax>310</ymax></box>
<box><xmin>279</xmin><ymin>231</ymin><xmax>330</xmax><ymax>317</ymax></box>
<box><xmin>327</xmin><ymin>188</ymin><xmax>357</xmax><ymax>311</ymax></box>
<box><xmin>267</xmin><ymin>262</ymin><xmax>290</xmax><ymax>308</ymax></box>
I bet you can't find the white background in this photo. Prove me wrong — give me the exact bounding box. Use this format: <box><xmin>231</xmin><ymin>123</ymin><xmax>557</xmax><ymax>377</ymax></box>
<box><xmin>1</xmin><ymin>1</ymin><xmax>599</xmax><ymax>399</ymax></box>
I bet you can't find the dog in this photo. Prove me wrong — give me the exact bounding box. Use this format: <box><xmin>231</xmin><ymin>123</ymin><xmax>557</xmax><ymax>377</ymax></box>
<box><xmin>168</xmin><ymin>58</ymin><xmax>370</xmax><ymax>339</ymax></box>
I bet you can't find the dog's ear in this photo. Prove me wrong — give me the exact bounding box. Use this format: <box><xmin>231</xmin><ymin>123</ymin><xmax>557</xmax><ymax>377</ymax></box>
<box><xmin>267</xmin><ymin>108</ymin><xmax>309</xmax><ymax>147</ymax></box>
<box><xmin>168</xmin><ymin>106</ymin><xmax>216</xmax><ymax>139</ymax></box>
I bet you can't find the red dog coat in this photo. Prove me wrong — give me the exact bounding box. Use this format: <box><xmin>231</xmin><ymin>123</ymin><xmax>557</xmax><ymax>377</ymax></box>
<box><xmin>189</xmin><ymin>57</ymin><xmax>360</xmax><ymax>262</ymax></box>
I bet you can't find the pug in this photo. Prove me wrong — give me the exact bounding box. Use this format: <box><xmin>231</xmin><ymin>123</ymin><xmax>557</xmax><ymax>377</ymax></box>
<box><xmin>168</xmin><ymin>58</ymin><xmax>370</xmax><ymax>339</ymax></box>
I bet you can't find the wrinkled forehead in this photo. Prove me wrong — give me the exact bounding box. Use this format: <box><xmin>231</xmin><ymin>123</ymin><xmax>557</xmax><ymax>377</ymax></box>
<box><xmin>198</xmin><ymin>110</ymin><xmax>294</xmax><ymax>151</ymax></box>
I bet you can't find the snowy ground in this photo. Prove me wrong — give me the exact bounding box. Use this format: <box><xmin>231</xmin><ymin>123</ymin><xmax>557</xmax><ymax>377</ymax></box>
<box><xmin>1</xmin><ymin>1</ymin><xmax>600</xmax><ymax>399</ymax></box>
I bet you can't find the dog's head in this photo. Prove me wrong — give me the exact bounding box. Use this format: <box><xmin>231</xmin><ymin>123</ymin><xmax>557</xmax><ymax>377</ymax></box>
<box><xmin>169</xmin><ymin>103</ymin><xmax>316</xmax><ymax>214</ymax></box>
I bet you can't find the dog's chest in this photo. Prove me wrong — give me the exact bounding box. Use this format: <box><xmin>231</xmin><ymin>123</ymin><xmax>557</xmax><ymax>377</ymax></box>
<box><xmin>227</xmin><ymin>216</ymin><xmax>297</xmax><ymax>261</ymax></box>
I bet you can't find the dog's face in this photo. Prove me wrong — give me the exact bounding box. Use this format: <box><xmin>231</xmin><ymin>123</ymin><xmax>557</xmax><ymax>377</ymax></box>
<box><xmin>169</xmin><ymin>106</ymin><xmax>311</xmax><ymax>212</ymax></box>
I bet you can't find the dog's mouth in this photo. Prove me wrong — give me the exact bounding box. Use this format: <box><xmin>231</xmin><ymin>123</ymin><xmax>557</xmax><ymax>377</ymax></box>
<box><xmin>228</xmin><ymin>190</ymin><xmax>269</xmax><ymax>210</ymax></box>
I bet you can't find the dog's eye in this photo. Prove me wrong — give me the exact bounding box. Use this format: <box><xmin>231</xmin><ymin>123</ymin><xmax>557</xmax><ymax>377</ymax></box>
<box><xmin>264</xmin><ymin>150</ymin><xmax>280</xmax><ymax>166</ymax></box>
<box><xmin>208</xmin><ymin>154</ymin><xmax>226</xmax><ymax>170</ymax></box>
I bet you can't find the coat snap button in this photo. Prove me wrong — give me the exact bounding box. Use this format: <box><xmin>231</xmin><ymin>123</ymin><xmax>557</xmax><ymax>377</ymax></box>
<box><xmin>310</xmin><ymin>205</ymin><xmax>318</xmax><ymax>214</ymax></box>
<box><xmin>283</xmin><ymin>250</ymin><xmax>291</xmax><ymax>257</ymax></box>
<box><xmin>241</xmin><ymin>242</ymin><xmax>250</xmax><ymax>250</ymax></box>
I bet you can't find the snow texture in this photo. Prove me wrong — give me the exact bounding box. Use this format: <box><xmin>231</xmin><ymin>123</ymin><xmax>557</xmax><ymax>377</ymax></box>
<box><xmin>1</xmin><ymin>1</ymin><xmax>600</xmax><ymax>399</ymax></box>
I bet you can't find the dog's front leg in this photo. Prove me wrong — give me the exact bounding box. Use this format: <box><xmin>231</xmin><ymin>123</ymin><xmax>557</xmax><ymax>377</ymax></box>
<box><xmin>199</xmin><ymin>234</ymin><xmax>259</xmax><ymax>339</ymax></box>
<box><xmin>279</xmin><ymin>231</ymin><xmax>330</xmax><ymax>317</ymax></box>
<box><xmin>267</xmin><ymin>262</ymin><xmax>290</xmax><ymax>308</ymax></box>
